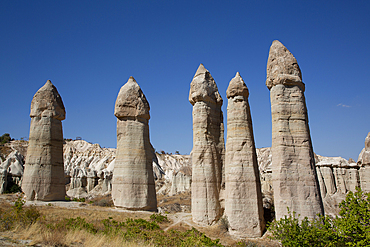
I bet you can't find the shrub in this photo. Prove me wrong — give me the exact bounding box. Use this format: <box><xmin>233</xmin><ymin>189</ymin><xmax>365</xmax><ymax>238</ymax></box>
<box><xmin>269</xmin><ymin>187</ymin><xmax>370</xmax><ymax>247</ymax></box>
<box><xmin>0</xmin><ymin>133</ymin><xmax>12</xmax><ymax>145</ymax></box>
<box><xmin>72</xmin><ymin>197</ymin><xmax>85</xmax><ymax>202</ymax></box>
<box><xmin>5</xmin><ymin>180</ymin><xmax>22</xmax><ymax>194</ymax></box>
<box><xmin>150</xmin><ymin>213</ymin><xmax>169</xmax><ymax>223</ymax></box>
<box><xmin>0</xmin><ymin>195</ymin><xmax>40</xmax><ymax>231</ymax></box>
<box><xmin>336</xmin><ymin>187</ymin><xmax>370</xmax><ymax>246</ymax></box>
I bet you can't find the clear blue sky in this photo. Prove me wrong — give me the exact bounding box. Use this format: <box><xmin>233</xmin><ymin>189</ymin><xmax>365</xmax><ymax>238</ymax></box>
<box><xmin>1</xmin><ymin>1</ymin><xmax>369</xmax><ymax>160</ymax></box>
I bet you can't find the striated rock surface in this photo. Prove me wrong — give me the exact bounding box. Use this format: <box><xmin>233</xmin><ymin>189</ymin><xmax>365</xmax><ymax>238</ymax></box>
<box><xmin>225</xmin><ymin>72</ymin><xmax>265</xmax><ymax>237</ymax></box>
<box><xmin>3</xmin><ymin>138</ymin><xmax>368</xmax><ymax>217</ymax></box>
<box><xmin>112</xmin><ymin>77</ymin><xmax>157</xmax><ymax>211</ymax></box>
<box><xmin>189</xmin><ymin>64</ymin><xmax>225</xmax><ymax>225</ymax></box>
<box><xmin>358</xmin><ymin>132</ymin><xmax>370</xmax><ymax>192</ymax></box>
<box><xmin>266</xmin><ymin>41</ymin><xmax>324</xmax><ymax>220</ymax></box>
<box><xmin>315</xmin><ymin>155</ymin><xmax>359</xmax><ymax>216</ymax></box>
<box><xmin>22</xmin><ymin>80</ymin><xmax>66</xmax><ymax>201</ymax></box>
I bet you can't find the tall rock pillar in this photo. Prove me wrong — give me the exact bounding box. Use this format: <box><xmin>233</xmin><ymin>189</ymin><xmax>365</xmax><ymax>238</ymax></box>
<box><xmin>22</xmin><ymin>80</ymin><xmax>66</xmax><ymax>201</ymax></box>
<box><xmin>266</xmin><ymin>40</ymin><xmax>324</xmax><ymax>220</ymax></box>
<box><xmin>189</xmin><ymin>64</ymin><xmax>224</xmax><ymax>225</ymax></box>
<box><xmin>112</xmin><ymin>76</ymin><xmax>157</xmax><ymax>211</ymax></box>
<box><xmin>225</xmin><ymin>72</ymin><xmax>265</xmax><ymax>237</ymax></box>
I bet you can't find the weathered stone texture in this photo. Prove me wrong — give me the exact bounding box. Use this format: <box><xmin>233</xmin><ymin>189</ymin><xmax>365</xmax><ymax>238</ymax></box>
<box><xmin>266</xmin><ymin>40</ymin><xmax>324</xmax><ymax>220</ymax></box>
<box><xmin>225</xmin><ymin>72</ymin><xmax>265</xmax><ymax>237</ymax></box>
<box><xmin>358</xmin><ymin>132</ymin><xmax>370</xmax><ymax>192</ymax></box>
<box><xmin>22</xmin><ymin>80</ymin><xmax>66</xmax><ymax>201</ymax></box>
<box><xmin>189</xmin><ymin>64</ymin><xmax>224</xmax><ymax>225</ymax></box>
<box><xmin>112</xmin><ymin>77</ymin><xmax>157</xmax><ymax>211</ymax></box>
<box><xmin>316</xmin><ymin>157</ymin><xmax>360</xmax><ymax>196</ymax></box>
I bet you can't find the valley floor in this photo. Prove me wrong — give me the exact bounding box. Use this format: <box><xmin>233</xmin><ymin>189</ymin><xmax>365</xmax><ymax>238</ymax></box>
<box><xmin>0</xmin><ymin>193</ymin><xmax>280</xmax><ymax>247</ymax></box>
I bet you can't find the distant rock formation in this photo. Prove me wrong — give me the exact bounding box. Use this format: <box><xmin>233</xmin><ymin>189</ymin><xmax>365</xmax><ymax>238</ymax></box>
<box><xmin>0</xmin><ymin>150</ymin><xmax>24</xmax><ymax>193</ymax></box>
<box><xmin>2</xmin><ymin>137</ymin><xmax>369</xmax><ymax>217</ymax></box>
<box><xmin>225</xmin><ymin>72</ymin><xmax>265</xmax><ymax>237</ymax></box>
<box><xmin>112</xmin><ymin>77</ymin><xmax>157</xmax><ymax>211</ymax></box>
<box><xmin>63</xmin><ymin>140</ymin><xmax>115</xmax><ymax>198</ymax></box>
<box><xmin>266</xmin><ymin>40</ymin><xmax>324</xmax><ymax>220</ymax></box>
<box><xmin>358</xmin><ymin>132</ymin><xmax>370</xmax><ymax>192</ymax></box>
<box><xmin>22</xmin><ymin>80</ymin><xmax>66</xmax><ymax>201</ymax></box>
<box><xmin>189</xmin><ymin>64</ymin><xmax>224</xmax><ymax>225</ymax></box>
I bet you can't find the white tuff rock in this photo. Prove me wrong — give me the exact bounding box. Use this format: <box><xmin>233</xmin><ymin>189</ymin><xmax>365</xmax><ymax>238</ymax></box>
<box><xmin>189</xmin><ymin>64</ymin><xmax>225</xmax><ymax>225</ymax></box>
<box><xmin>266</xmin><ymin>41</ymin><xmax>324</xmax><ymax>220</ymax></box>
<box><xmin>112</xmin><ymin>77</ymin><xmax>157</xmax><ymax>211</ymax></box>
<box><xmin>225</xmin><ymin>72</ymin><xmax>265</xmax><ymax>237</ymax></box>
<box><xmin>22</xmin><ymin>80</ymin><xmax>66</xmax><ymax>201</ymax></box>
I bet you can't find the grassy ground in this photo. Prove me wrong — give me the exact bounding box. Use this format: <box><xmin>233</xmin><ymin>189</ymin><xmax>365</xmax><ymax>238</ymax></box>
<box><xmin>0</xmin><ymin>194</ymin><xmax>280</xmax><ymax>247</ymax></box>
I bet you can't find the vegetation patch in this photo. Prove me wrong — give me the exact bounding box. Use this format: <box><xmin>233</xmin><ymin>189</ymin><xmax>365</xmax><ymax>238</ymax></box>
<box><xmin>0</xmin><ymin>195</ymin><xmax>223</xmax><ymax>246</ymax></box>
<box><xmin>269</xmin><ymin>187</ymin><xmax>370</xmax><ymax>246</ymax></box>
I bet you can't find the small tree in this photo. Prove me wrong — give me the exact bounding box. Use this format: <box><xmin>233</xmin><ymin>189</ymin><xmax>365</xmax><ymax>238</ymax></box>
<box><xmin>0</xmin><ymin>133</ymin><xmax>12</xmax><ymax>144</ymax></box>
<box><xmin>336</xmin><ymin>187</ymin><xmax>370</xmax><ymax>246</ymax></box>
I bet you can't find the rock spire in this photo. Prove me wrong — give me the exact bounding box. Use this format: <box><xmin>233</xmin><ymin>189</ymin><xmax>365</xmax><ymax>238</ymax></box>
<box><xmin>22</xmin><ymin>80</ymin><xmax>66</xmax><ymax>201</ymax></box>
<box><xmin>112</xmin><ymin>76</ymin><xmax>157</xmax><ymax>211</ymax></box>
<box><xmin>189</xmin><ymin>64</ymin><xmax>225</xmax><ymax>225</ymax></box>
<box><xmin>266</xmin><ymin>40</ymin><xmax>324</xmax><ymax>220</ymax></box>
<box><xmin>225</xmin><ymin>72</ymin><xmax>265</xmax><ymax>237</ymax></box>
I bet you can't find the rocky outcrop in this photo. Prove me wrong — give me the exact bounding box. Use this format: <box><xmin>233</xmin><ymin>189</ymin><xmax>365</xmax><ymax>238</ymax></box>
<box><xmin>266</xmin><ymin>40</ymin><xmax>324</xmax><ymax>220</ymax></box>
<box><xmin>358</xmin><ymin>132</ymin><xmax>370</xmax><ymax>192</ymax></box>
<box><xmin>0</xmin><ymin>150</ymin><xmax>24</xmax><ymax>193</ymax></box>
<box><xmin>22</xmin><ymin>80</ymin><xmax>66</xmax><ymax>201</ymax></box>
<box><xmin>2</xmin><ymin>137</ymin><xmax>368</xmax><ymax>217</ymax></box>
<box><xmin>225</xmin><ymin>72</ymin><xmax>265</xmax><ymax>237</ymax></box>
<box><xmin>112</xmin><ymin>77</ymin><xmax>157</xmax><ymax>211</ymax></box>
<box><xmin>189</xmin><ymin>64</ymin><xmax>225</xmax><ymax>225</ymax></box>
<box><xmin>63</xmin><ymin>140</ymin><xmax>115</xmax><ymax>198</ymax></box>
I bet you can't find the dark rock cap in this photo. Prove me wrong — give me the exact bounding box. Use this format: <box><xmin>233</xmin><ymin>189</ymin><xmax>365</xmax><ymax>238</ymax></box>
<box><xmin>226</xmin><ymin>72</ymin><xmax>249</xmax><ymax>99</ymax></box>
<box><xmin>114</xmin><ymin>76</ymin><xmax>150</xmax><ymax>119</ymax></box>
<box><xmin>30</xmin><ymin>80</ymin><xmax>65</xmax><ymax>120</ymax></box>
<box><xmin>266</xmin><ymin>40</ymin><xmax>305</xmax><ymax>91</ymax></box>
<box><xmin>189</xmin><ymin>64</ymin><xmax>223</xmax><ymax>106</ymax></box>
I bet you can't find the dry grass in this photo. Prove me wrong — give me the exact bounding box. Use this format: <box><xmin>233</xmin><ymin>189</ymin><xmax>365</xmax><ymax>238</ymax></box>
<box><xmin>0</xmin><ymin>194</ymin><xmax>280</xmax><ymax>246</ymax></box>
<box><xmin>13</xmin><ymin>222</ymin><xmax>154</xmax><ymax>247</ymax></box>
<box><xmin>0</xmin><ymin>196</ymin><xmax>156</xmax><ymax>246</ymax></box>
<box><xmin>37</xmin><ymin>204</ymin><xmax>153</xmax><ymax>226</ymax></box>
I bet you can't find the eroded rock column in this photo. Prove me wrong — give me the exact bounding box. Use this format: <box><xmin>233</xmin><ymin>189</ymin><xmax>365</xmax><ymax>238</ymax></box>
<box><xmin>112</xmin><ymin>77</ymin><xmax>157</xmax><ymax>211</ymax></box>
<box><xmin>225</xmin><ymin>72</ymin><xmax>265</xmax><ymax>237</ymax></box>
<box><xmin>266</xmin><ymin>40</ymin><xmax>324</xmax><ymax>220</ymax></box>
<box><xmin>358</xmin><ymin>132</ymin><xmax>370</xmax><ymax>192</ymax></box>
<box><xmin>189</xmin><ymin>64</ymin><xmax>224</xmax><ymax>225</ymax></box>
<box><xmin>22</xmin><ymin>80</ymin><xmax>66</xmax><ymax>201</ymax></box>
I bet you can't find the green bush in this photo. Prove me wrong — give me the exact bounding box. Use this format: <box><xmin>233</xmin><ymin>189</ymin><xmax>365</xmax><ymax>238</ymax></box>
<box><xmin>0</xmin><ymin>195</ymin><xmax>40</xmax><ymax>231</ymax></box>
<box><xmin>150</xmin><ymin>213</ymin><xmax>169</xmax><ymax>223</ymax></box>
<box><xmin>4</xmin><ymin>180</ymin><xmax>22</xmax><ymax>194</ymax></box>
<box><xmin>269</xmin><ymin>187</ymin><xmax>370</xmax><ymax>247</ymax></box>
<box><xmin>336</xmin><ymin>188</ymin><xmax>370</xmax><ymax>246</ymax></box>
<box><xmin>0</xmin><ymin>133</ymin><xmax>12</xmax><ymax>145</ymax></box>
<box><xmin>71</xmin><ymin>197</ymin><xmax>85</xmax><ymax>202</ymax></box>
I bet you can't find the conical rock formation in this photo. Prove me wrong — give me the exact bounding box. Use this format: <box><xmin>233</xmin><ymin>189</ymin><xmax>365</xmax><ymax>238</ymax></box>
<box><xmin>112</xmin><ymin>77</ymin><xmax>157</xmax><ymax>211</ymax></box>
<box><xmin>22</xmin><ymin>80</ymin><xmax>66</xmax><ymax>201</ymax></box>
<box><xmin>225</xmin><ymin>72</ymin><xmax>265</xmax><ymax>237</ymax></box>
<box><xmin>189</xmin><ymin>64</ymin><xmax>224</xmax><ymax>225</ymax></box>
<box><xmin>266</xmin><ymin>41</ymin><xmax>324</xmax><ymax>220</ymax></box>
